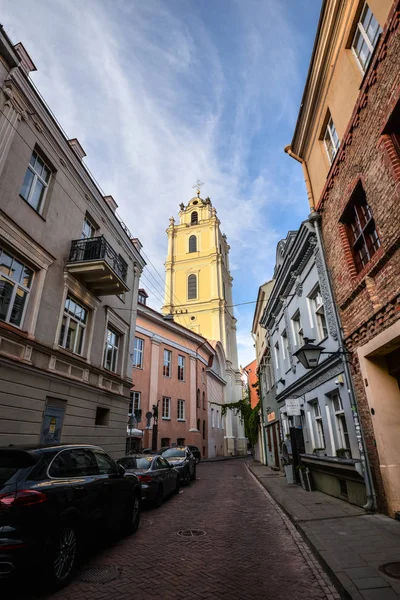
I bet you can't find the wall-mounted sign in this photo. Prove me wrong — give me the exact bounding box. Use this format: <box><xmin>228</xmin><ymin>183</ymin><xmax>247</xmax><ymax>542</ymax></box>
<box><xmin>285</xmin><ymin>398</ymin><xmax>302</xmax><ymax>416</ymax></box>
<box><xmin>267</xmin><ymin>412</ymin><xmax>276</xmax><ymax>422</ymax></box>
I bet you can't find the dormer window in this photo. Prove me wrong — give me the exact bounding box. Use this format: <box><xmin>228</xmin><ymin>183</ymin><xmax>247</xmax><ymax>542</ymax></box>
<box><xmin>191</xmin><ymin>212</ymin><xmax>198</xmax><ymax>225</ymax></box>
<box><xmin>138</xmin><ymin>289</ymin><xmax>148</xmax><ymax>306</ymax></box>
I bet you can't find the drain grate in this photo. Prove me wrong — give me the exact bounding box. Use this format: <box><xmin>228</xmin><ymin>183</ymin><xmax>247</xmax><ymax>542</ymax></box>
<box><xmin>379</xmin><ymin>562</ymin><xmax>400</xmax><ymax>580</ymax></box>
<box><xmin>177</xmin><ymin>529</ymin><xmax>207</xmax><ymax>538</ymax></box>
<box><xmin>77</xmin><ymin>566</ymin><xmax>121</xmax><ymax>584</ymax></box>
<box><xmin>140</xmin><ymin>518</ymin><xmax>153</xmax><ymax>526</ymax></box>
<box><xmin>230</xmin><ymin>476</ymin><xmax>243</xmax><ymax>480</ymax></box>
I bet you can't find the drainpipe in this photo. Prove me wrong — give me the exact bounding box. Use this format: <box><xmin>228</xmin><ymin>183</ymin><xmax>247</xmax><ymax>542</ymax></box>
<box><xmin>309</xmin><ymin>211</ymin><xmax>376</xmax><ymax>512</ymax></box>
<box><xmin>284</xmin><ymin>145</ymin><xmax>315</xmax><ymax>211</ymax></box>
<box><xmin>285</xmin><ymin>145</ymin><xmax>376</xmax><ymax>510</ymax></box>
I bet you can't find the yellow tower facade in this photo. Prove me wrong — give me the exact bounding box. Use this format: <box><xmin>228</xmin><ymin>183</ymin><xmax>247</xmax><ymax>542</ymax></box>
<box><xmin>163</xmin><ymin>191</ymin><xmax>246</xmax><ymax>456</ymax></box>
<box><xmin>163</xmin><ymin>194</ymin><xmax>238</xmax><ymax>370</ymax></box>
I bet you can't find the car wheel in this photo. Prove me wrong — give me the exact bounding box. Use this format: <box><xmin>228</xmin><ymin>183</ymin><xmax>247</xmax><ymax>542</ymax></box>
<box><xmin>191</xmin><ymin>466</ymin><xmax>197</xmax><ymax>481</ymax></box>
<box><xmin>153</xmin><ymin>485</ymin><xmax>163</xmax><ymax>508</ymax></box>
<box><xmin>45</xmin><ymin>522</ymin><xmax>78</xmax><ymax>590</ymax></box>
<box><xmin>125</xmin><ymin>494</ymin><xmax>141</xmax><ymax>534</ymax></box>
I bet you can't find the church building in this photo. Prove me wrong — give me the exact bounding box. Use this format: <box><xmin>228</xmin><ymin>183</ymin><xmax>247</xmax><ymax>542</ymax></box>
<box><xmin>162</xmin><ymin>185</ymin><xmax>246</xmax><ymax>456</ymax></box>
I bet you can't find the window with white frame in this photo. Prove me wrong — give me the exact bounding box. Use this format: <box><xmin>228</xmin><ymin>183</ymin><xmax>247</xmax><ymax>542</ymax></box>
<box><xmin>20</xmin><ymin>150</ymin><xmax>51</xmax><ymax>213</ymax></box>
<box><xmin>274</xmin><ymin>342</ymin><xmax>280</xmax><ymax>370</ymax></box>
<box><xmin>292</xmin><ymin>311</ymin><xmax>304</xmax><ymax>347</ymax></box>
<box><xmin>351</xmin><ymin>2</ymin><xmax>381</xmax><ymax>74</ymax></box>
<box><xmin>0</xmin><ymin>248</ymin><xmax>33</xmax><ymax>328</ymax></box>
<box><xmin>281</xmin><ymin>330</ymin><xmax>289</xmax><ymax>362</ymax></box>
<box><xmin>81</xmin><ymin>215</ymin><xmax>97</xmax><ymax>240</ymax></box>
<box><xmin>58</xmin><ymin>296</ymin><xmax>88</xmax><ymax>355</ymax></box>
<box><xmin>323</xmin><ymin>115</ymin><xmax>340</xmax><ymax>163</ymax></box>
<box><xmin>163</xmin><ymin>349</ymin><xmax>172</xmax><ymax>377</ymax></box>
<box><xmin>312</xmin><ymin>401</ymin><xmax>326</xmax><ymax>449</ymax></box>
<box><xmin>129</xmin><ymin>391</ymin><xmax>141</xmax><ymax>421</ymax></box>
<box><xmin>103</xmin><ymin>327</ymin><xmax>119</xmax><ymax>372</ymax></box>
<box><xmin>309</xmin><ymin>287</ymin><xmax>328</xmax><ymax>341</ymax></box>
<box><xmin>178</xmin><ymin>355</ymin><xmax>185</xmax><ymax>381</ymax></box>
<box><xmin>162</xmin><ymin>396</ymin><xmax>171</xmax><ymax>419</ymax></box>
<box><xmin>332</xmin><ymin>392</ymin><xmax>350</xmax><ymax>451</ymax></box>
<box><xmin>177</xmin><ymin>399</ymin><xmax>185</xmax><ymax>421</ymax></box>
<box><xmin>133</xmin><ymin>337</ymin><xmax>144</xmax><ymax>368</ymax></box>
<box><xmin>211</xmin><ymin>408</ymin><xmax>215</xmax><ymax>428</ymax></box>
<box><xmin>217</xmin><ymin>410</ymin><xmax>220</xmax><ymax>429</ymax></box>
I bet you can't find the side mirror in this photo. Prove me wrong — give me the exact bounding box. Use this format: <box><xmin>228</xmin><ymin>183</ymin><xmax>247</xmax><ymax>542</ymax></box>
<box><xmin>118</xmin><ymin>464</ymin><xmax>126</xmax><ymax>477</ymax></box>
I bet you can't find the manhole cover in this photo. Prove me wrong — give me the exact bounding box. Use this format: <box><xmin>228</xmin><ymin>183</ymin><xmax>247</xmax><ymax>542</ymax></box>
<box><xmin>177</xmin><ymin>529</ymin><xmax>207</xmax><ymax>537</ymax></box>
<box><xmin>379</xmin><ymin>562</ymin><xmax>400</xmax><ymax>579</ymax></box>
<box><xmin>77</xmin><ymin>566</ymin><xmax>121</xmax><ymax>584</ymax></box>
<box><xmin>141</xmin><ymin>518</ymin><xmax>153</xmax><ymax>526</ymax></box>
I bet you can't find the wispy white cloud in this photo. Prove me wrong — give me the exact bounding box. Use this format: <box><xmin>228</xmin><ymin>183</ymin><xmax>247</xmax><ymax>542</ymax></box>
<box><xmin>0</xmin><ymin>0</ymin><xmax>314</xmax><ymax>365</ymax></box>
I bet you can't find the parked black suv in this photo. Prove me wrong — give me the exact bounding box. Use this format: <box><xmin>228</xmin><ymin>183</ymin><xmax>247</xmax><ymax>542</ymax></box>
<box><xmin>187</xmin><ymin>445</ymin><xmax>201</xmax><ymax>464</ymax></box>
<box><xmin>0</xmin><ymin>444</ymin><xmax>141</xmax><ymax>588</ymax></box>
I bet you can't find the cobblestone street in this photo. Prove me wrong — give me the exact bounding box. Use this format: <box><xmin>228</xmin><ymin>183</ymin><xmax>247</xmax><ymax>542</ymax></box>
<box><xmin>11</xmin><ymin>459</ymin><xmax>338</xmax><ymax>600</ymax></box>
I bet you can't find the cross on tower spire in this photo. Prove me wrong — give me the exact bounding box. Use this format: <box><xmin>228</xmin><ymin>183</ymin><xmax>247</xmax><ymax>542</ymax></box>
<box><xmin>192</xmin><ymin>179</ymin><xmax>204</xmax><ymax>197</ymax></box>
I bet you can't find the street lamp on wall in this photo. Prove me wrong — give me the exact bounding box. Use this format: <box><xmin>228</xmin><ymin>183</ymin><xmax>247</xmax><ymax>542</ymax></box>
<box><xmin>292</xmin><ymin>337</ymin><xmax>325</xmax><ymax>370</ymax></box>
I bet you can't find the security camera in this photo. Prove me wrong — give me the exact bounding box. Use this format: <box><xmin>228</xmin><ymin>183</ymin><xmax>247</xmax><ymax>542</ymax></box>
<box><xmin>335</xmin><ymin>380</ymin><xmax>339</xmax><ymax>386</ymax></box>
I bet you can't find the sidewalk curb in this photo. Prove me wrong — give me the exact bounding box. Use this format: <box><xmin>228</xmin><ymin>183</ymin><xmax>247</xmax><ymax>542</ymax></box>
<box><xmin>245</xmin><ymin>461</ymin><xmax>351</xmax><ymax>600</ymax></box>
<box><xmin>201</xmin><ymin>455</ymin><xmax>247</xmax><ymax>463</ymax></box>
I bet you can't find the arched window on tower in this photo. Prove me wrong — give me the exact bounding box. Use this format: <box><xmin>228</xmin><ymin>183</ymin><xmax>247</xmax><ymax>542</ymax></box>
<box><xmin>203</xmin><ymin>420</ymin><xmax>206</xmax><ymax>439</ymax></box>
<box><xmin>189</xmin><ymin>235</ymin><xmax>197</xmax><ymax>253</ymax></box>
<box><xmin>188</xmin><ymin>274</ymin><xmax>197</xmax><ymax>299</ymax></box>
<box><xmin>202</xmin><ymin>391</ymin><xmax>205</xmax><ymax>409</ymax></box>
<box><xmin>191</xmin><ymin>211</ymin><xmax>198</xmax><ymax>225</ymax></box>
<box><xmin>196</xmin><ymin>389</ymin><xmax>200</xmax><ymax>408</ymax></box>
<box><xmin>197</xmin><ymin>418</ymin><xmax>200</xmax><ymax>431</ymax></box>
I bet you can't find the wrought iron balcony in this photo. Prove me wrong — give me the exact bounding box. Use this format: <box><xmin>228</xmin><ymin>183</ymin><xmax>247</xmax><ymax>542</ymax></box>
<box><xmin>67</xmin><ymin>236</ymin><xmax>129</xmax><ymax>296</ymax></box>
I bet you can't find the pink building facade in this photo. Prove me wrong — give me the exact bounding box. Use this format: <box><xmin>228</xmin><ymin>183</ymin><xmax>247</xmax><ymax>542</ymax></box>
<box><xmin>129</xmin><ymin>293</ymin><xmax>228</xmax><ymax>458</ymax></box>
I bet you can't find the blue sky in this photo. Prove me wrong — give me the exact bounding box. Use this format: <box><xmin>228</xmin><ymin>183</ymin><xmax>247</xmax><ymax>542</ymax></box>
<box><xmin>1</xmin><ymin>0</ymin><xmax>321</xmax><ymax>365</ymax></box>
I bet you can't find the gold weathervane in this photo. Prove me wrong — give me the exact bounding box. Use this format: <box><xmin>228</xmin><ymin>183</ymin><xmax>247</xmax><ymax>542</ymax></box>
<box><xmin>192</xmin><ymin>179</ymin><xmax>204</xmax><ymax>197</ymax></box>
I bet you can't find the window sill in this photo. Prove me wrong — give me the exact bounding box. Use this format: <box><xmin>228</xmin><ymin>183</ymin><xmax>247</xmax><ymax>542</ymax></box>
<box><xmin>133</xmin><ymin>366</ymin><xmax>143</xmax><ymax>370</ymax></box>
<box><xmin>19</xmin><ymin>195</ymin><xmax>46</xmax><ymax>221</ymax></box>
<box><xmin>162</xmin><ymin>417</ymin><xmax>171</xmax><ymax>421</ymax></box>
<box><xmin>0</xmin><ymin>320</ymin><xmax>29</xmax><ymax>338</ymax></box>
<box><xmin>55</xmin><ymin>344</ymin><xmax>88</xmax><ymax>362</ymax></box>
<box><xmin>102</xmin><ymin>367</ymin><xmax>120</xmax><ymax>376</ymax></box>
<box><xmin>177</xmin><ymin>419</ymin><xmax>186</xmax><ymax>422</ymax></box>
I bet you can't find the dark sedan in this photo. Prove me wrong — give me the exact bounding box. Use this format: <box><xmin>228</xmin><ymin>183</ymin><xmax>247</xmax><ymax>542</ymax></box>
<box><xmin>117</xmin><ymin>454</ymin><xmax>180</xmax><ymax>507</ymax></box>
<box><xmin>0</xmin><ymin>444</ymin><xmax>141</xmax><ymax>589</ymax></box>
<box><xmin>161</xmin><ymin>447</ymin><xmax>196</xmax><ymax>485</ymax></box>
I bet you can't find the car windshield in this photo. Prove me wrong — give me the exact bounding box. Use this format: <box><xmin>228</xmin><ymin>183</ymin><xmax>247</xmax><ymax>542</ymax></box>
<box><xmin>162</xmin><ymin>449</ymin><xmax>185</xmax><ymax>458</ymax></box>
<box><xmin>0</xmin><ymin>450</ymin><xmax>37</xmax><ymax>486</ymax></box>
<box><xmin>119</xmin><ymin>456</ymin><xmax>152</xmax><ymax>469</ymax></box>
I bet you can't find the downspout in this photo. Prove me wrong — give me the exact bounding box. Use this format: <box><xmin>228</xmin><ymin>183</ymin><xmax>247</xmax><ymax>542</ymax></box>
<box><xmin>284</xmin><ymin>145</ymin><xmax>315</xmax><ymax>211</ymax></box>
<box><xmin>285</xmin><ymin>145</ymin><xmax>376</xmax><ymax>511</ymax></box>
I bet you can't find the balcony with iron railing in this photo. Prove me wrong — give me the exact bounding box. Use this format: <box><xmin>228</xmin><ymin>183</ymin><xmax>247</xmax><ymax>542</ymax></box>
<box><xmin>66</xmin><ymin>236</ymin><xmax>129</xmax><ymax>295</ymax></box>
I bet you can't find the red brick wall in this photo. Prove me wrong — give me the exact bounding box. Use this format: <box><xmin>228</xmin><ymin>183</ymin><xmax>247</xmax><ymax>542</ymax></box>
<box><xmin>317</xmin><ymin>2</ymin><xmax>400</xmax><ymax>513</ymax></box>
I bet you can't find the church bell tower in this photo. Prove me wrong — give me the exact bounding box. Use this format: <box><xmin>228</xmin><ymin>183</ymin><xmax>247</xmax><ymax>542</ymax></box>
<box><xmin>162</xmin><ymin>183</ymin><xmax>239</xmax><ymax>371</ymax></box>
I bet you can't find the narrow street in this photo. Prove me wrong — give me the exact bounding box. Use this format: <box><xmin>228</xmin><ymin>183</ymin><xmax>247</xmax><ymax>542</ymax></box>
<box><xmin>24</xmin><ymin>459</ymin><xmax>338</xmax><ymax>600</ymax></box>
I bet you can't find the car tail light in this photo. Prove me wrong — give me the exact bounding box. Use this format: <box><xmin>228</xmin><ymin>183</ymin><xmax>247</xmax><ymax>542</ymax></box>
<box><xmin>137</xmin><ymin>475</ymin><xmax>152</xmax><ymax>483</ymax></box>
<box><xmin>0</xmin><ymin>490</ymin><xmax>47</xmax><ymax>508</ymax></box>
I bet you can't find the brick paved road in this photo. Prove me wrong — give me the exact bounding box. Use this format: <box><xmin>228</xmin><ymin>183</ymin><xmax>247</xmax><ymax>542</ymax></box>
<box><xmin>11</xmin><ymin>459</ymin><xmax>339</xmax><ymax>600</ymax></box>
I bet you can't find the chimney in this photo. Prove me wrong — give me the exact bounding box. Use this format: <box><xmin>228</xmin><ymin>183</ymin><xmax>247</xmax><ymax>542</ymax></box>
<box><xmin>68</xmin><ymin>138</ymin><xmax>86</xmax><ymax>161</ymax></box>
<box><xmin>103</xmin><ymin>195</ymin><xmax>118</xmax><ymax>213</ymax></box>
<box><xmin>14</xmin><ymin>42</ymin><xmax>37</xmax><ymax>76</ymax></box>
<box><xmin>131</xmin><ymin>237</ymin><xmax>143</xmax><ymax>252</ymax></box>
